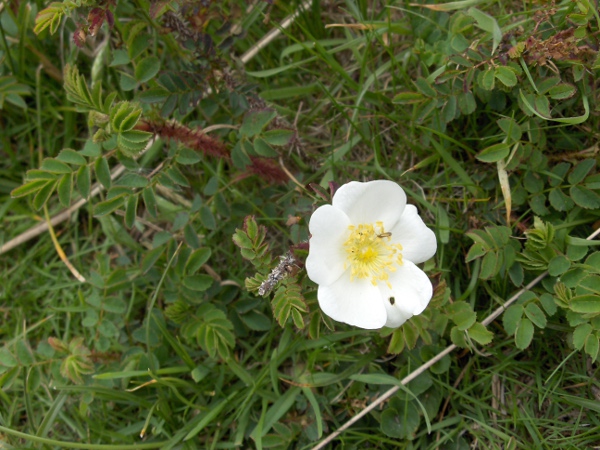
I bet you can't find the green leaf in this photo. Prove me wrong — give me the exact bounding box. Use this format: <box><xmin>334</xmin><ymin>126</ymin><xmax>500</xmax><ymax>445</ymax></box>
<box><xmin>549</xmin><ymin>162</ymin><xmax>571</xmax><ymax>186</ymax></box>
<box><xmin>479</xmin><ymin>251</ymin><xmax>500</xmax><ymax>279</ymax></box>
<box><xmin>272</xmin><ymin>283</ymin><xmax>307</xmax><ymax>328</ymax></box>
<box><xmin>120</xmin><ymin>73</ymin><xmax>138</xmax><ymax>91</ymax></box>
<box><xmin>183</xmin><ymin>275</ymin><xmax>213</xmax><ymax>292</ymax></box>
<box><xmin>548</xmin><ymin>83</ymin><xmax>576</xmax><ymax>100</ymax></box>
<box><xmin>467</xmin><ymin>322</ymin><xmax>493</xmax><ymax>345</ymax></box>
<box><xmin>465</xmin><ymin>242</ymin><xmax>486</xmax><ymax>262</ymax></box>
<box><xmin>24</xmin><ymin>170</ymin><xmax>57</xmax><ymax>180</ymax></box>
<box><xmin>94</xmin><ymin>194</ymin><xmax>126</xmax><ymax>217</ymax></box>
<box><xmin>536</xmin><ymin>77</ymin><xmax>561</xmax><ymax>94</ymax></box>
<box><xmin>447</xmin><ymin>302</ymin><xmax>476</xmax><ymax>331</ymax></box>
<box><xmin>503</xmin><ymin>304</ymin><xmax>523</xmax><ymax>335</ymax></box>
<box><xmin>467</xmin><ymin>7</ymin><xmax>501</xmax><ymax>54</ymax></box>
<box><xmin>548</xmin><ymin>255</ymin><xmax>571</xmax><ymax>277</ymax></box>
<box><xmin>11</xmin><ymin>179</ymin><xmax>53</xmax><ymax>198</ymax></box>
<box><xmin>15</xmin><ymin>340</ymin><xmax>35</xmax><ymax>366</ymax></box>
<box><xmin>524</xmin><ymin>303</ymin><xmax>547</xmax><ymax>329</ymax></box>
<box><xmin>32</xmin><ymin>180</ymin><xmax>57</xmax><ymax>210</ymax></box>
<box><xmin>239</xmin><ymin>109</ymin><xmax>277</xmax><ymax>137</ymax></box>
<box><xmin>94</xmin><ymin>157</ymin><xmax>112</xmax><ymax>189</ymax></box>
<box><xmin>508</xmin><ymin>262</ymin><xmax>524</xmax><ymax>286</ymax></box>
<box><xmin>523</xmin><ymin>171</ymin><xmax>543</xmax><ymax>193</ymax></box>
<box><xmin>57</xmin><ymin>173</ymin><xmax>72</xmax><ymax>207</ymax></box>
<box><xmin>548</xmin><ymin>188</ymin><xmax>573</xmax><ymax>211</ymax></box>
<box><xmin>56</xmin><ymin>148</ymin><xmax>87</xmax><ymax>165</ymax></box>
<box><xmin>573</xmin><ymin>323</ymin><xmax>592</xmax><ymax>350</ymax></box>
<box><xmin>63</xmin><ymin>64</ymin><xmax>94</xmax><ymax>110</ymax></box>
<box><xmin>392</xmin><ymin>92</ymin><xmax>425</xmax><ymax>104</ymax></box>
<box><xmin>111</xmin><ymin>102</ymin><xmax>142</xmax><ymax>132</ymax></box>
<box><xmin>98</xmin><ymin>319</ymin><xmax>119</xmax><ymax>338</ymax></box>
<box><xmin>381</xmin><ymin>403</ymin><xmax>420</xmax><ymax>439</ymax></box>
<box><xmin>176</xmin><ymin>148</ymin><xmax>202</xmax><ymax>165</ymax></box>
<box><xmin>515</xmin><ymin>318</ymin><xmax>534</xmax><ymax>349</ymax></box>
<box><xmin>165</xmin><ymin>166</ymin><xmax>189</xmax><ymax>187</ymax></box>
<box><xmin>415</xmin><ymin>98</ymin><xmax>437</xmax><ymax>123</ymax></box>
<box><xmin>138</xmin><ymin>87</ymin><xmax>169</xmax><ymax>104</ymax></box>
<box><xmin>480</xmin><ymin>68</ymin><xmax>495</xmax><ymax>90</ymax></box>
<box><xmin>184</xmin><ymin>223</ymin><xmax>201</xmax><ymax>249</ymax></box>
<box><xmin>578</xmin><ymin>275</ymin><xmax>600</xmax><ymax>295</ymax></box>
<box><xmin>539</xmin><ymin>293</ymin><xmax>557</xmax><ymax>316</ymax></box>
<box><xmin>110</xmin><ymin>49</ymin><xmax>130</xmax><ymax>66</ymax></box>
<box><xmin>534</xmin><ymin>95</ymin><xmax>551</xmax><ymax>118</ymax></box>
<box><xmin>263</xmin><ymin>129</ymin><xmax>295</xmax><ymax>146</ymax></box>
<box><xmin>124</xmin><ymin>194</ymin><xmax>138</xmax><ymax>228</ymax></box>
<box><xmin>442</xmin><ymin>95</ymin><xmax>457</xmax><ymax>123</ymax></box>
<box><xmin>569</xmin><ymin>295</ymin><xmax>600</xmax><ymax>313</ymax></box>
<box><xmin>199</xmin><ymin>205</ymin><xmax>216</xmax><ymax>230</ymax></box>
<box><xmin>476</xmin><ymin>142</ymin><xmax>510</xmax><ymax>163</ymax></box>
<box><xmin>240</xmin><ymin>310</ymin><xmax>272</xmax><ymax>331</ymax></box>
<box><xmin>569</xmin><ymin>159</ymin><xmax>596</xmax><ymax>185</ymax></box>
<box><xmin>494</xmin><ymin>66</ymin><xmax>517</xmax><ymax>87</ymax></box>
<box><xmin>40</xmin><ymin>158</ymin><xmax>72</xmax><ymax>174</ymax></box>
<box><xmin>193</xmin><ymin>304</ymin><xmax>235</xmax><ymax>359</ymax></box>
<box><xmin>253</xmin><ymin>137</ymin><xmax>278</xmax><ymax>157</ymax></box>
<box><xmin>585</xmin><ymin>335</ymin><xmax>599</xmax><ymax>360</ymax></box>
<box><xmin>570</xmin><ymin>185</ymin><xmax>600</xmax><ymax>209</ymax></box>
<box><xmin>415</xmin><ymin>77</ymin><xmax>437</xmax><ymax>97</ymax></box>
<box><xmin>585</xmin><ymin>252</ymin><xmax>600</xmax><ymax>270</ymax></box>
<box><xmin>117</xmin><ymin>173</ymin><xmax>149</xmax><ymax>188</ymax></box>
<box><xmin>497</xmin><ymin>117</ymin><xmax>522</xmax><ymax>143</ymax></box>
<box><xmin>0</xmin><ymin>348</ymin><xmax>18</xmax><ymax>367</ymax></box>
<box><xmin>450</xmin><ymin>326</ymin><xmax>467</xmax><ymax>347</ymax></box>
<box><xmin>76</xmin><ymin>165</ymin><xmax>91</xmax><ymax>199</ymax></box>
<box><xmin>118</xmin><ymin>130</ymin><xmax>152</xmax><ymax>157</ymax></box>
<box><xmin>185</xmin><ymin>248</ymin><xmax>212</xmax><ymax>274</ymax></box>
<box><xmin>141</xmin><ymin>246</ymin><xmax>164</xmax><ymax>273</ymax></box>
<box><xmin>135</xmin><ymin>56</ymin><xmax>161</xmax><ymax>83</ymax></box>
<box><xmin>34</xmin><ymin>3</ymin><xmax>67</xmax><ymax>35</ymax></box>
<box><xmin>142</xmin><ymin>187</ymin><xmax>157</xmax><ymax>217</ymax></box>
<box><xmin>458</xmin><ymin>91</ymin><xmax>476</xmax><ymax>115</ymax></box>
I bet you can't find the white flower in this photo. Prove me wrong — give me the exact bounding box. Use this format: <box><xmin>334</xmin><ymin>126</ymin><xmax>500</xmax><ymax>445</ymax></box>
<box><xmin>306</xmin><ymin>180</ymin><xmax>437</xmax><ymax>329</ymax></box>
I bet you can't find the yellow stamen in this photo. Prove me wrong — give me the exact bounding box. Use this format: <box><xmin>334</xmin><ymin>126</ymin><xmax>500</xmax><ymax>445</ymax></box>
<box><xmin>343</xmin><ymin>221</ymin><xmax>403</xmax><ymax>287</ymax></box>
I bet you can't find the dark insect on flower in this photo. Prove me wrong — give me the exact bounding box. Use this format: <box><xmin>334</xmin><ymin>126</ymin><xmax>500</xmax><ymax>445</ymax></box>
<box><xmin>258</xmin><ymin>251</ymin><xmax>299</xmax><ymax>296</ymax></box>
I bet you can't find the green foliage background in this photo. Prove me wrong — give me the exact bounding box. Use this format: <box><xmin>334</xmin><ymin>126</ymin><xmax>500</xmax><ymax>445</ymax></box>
<box><xmin>1</xmin><ymin>0</ymin><xmax>600</xmax><ymax>448</ymax></box>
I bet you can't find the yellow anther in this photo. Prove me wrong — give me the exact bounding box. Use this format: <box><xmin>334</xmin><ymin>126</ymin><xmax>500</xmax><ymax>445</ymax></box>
<box><xmin>343</xmin><ymin>222</ymin><xmax>403</xmax><ymax>287</ymax></box>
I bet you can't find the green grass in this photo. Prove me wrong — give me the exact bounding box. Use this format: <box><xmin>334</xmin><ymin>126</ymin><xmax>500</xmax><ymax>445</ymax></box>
<box><xmin>1</xmin><ymin>0</ymin><xmax>600</xmax><ymax>448</ymax></box>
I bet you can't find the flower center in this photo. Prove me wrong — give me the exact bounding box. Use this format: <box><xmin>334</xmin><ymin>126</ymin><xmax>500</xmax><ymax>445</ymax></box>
<box><xmin>343</xmin><ymin>221</ymin><xmax>403</xmax><ymax>287</ymax></box>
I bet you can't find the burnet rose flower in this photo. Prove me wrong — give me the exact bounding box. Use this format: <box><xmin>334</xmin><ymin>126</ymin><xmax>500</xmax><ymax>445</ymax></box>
<box><xmin>306</xmin><ymin>180</ymin><xmax>437</xmax><ymax>329</ymax></box>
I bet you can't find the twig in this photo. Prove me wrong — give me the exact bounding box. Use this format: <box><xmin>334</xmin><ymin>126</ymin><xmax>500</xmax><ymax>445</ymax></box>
<box><xmin>239</xmin><ymin>0</ymin><xmax>313</xmax><ymax>64</ymax></box>
<box><xmin>312</xmin><ymin>226</ymin><xmax>600</xmax><ymax>449</ymax></box>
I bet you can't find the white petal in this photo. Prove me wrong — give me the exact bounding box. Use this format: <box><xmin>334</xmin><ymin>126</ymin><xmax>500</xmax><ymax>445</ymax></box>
<box><xmin>379</xmin><ymin>261</ymin><xmax>433</xmax><ymax>328</ymax></box>
<box><xmin>332</xmin><ymin>180</ymin><xmax>406</xmax><ymax>229</ymax></box>
<box><xmin>318</xmin><ymin>271</ymin><xmax>387</xmax><ymax>329</ymax></box>
<box><xmin>306</xmin><ymin>205</ymin><xmax>351</xmax><ymax>286</ymax></box>
<box><xmin>389</xmin><ymin>204</ymin><xmax>437</xmax><ymax>264</ymax></box>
